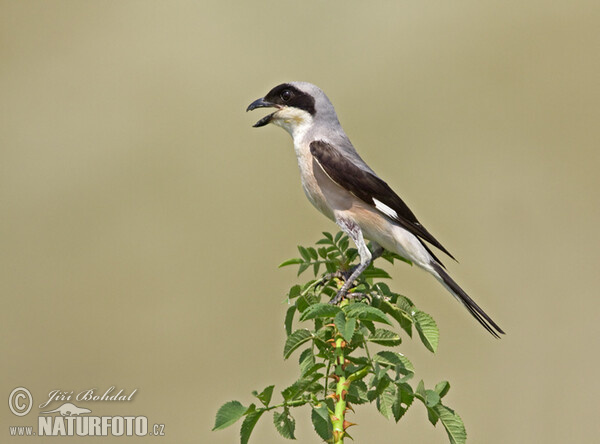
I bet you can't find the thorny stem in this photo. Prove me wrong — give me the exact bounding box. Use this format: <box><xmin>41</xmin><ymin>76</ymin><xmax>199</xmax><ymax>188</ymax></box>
<box><xmin>331</xmin><ymin>336</ymin><xmax>350</xmax><ymax>444</ymax></box>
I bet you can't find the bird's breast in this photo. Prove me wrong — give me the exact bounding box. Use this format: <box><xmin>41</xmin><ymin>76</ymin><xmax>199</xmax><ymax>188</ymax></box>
<box><xmin>293</xmin><ymin>142</ymin><xmax>352</xmax><ymax>221</ymax></box>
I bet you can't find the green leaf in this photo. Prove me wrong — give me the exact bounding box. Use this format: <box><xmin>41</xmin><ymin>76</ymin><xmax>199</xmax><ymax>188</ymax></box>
<box><xmin>240</xmin><ymin>410</ymin><xmax>264</xmax><ymax>444</ymax></box>
<box><xmin>284</xmin><ymin>305</ymin><xmax>295</xmax><ymax>336</ymax></box>
<box><xmin>343</xmin><ymin>304</ymin><xmax>391</xmax><ymax>325</ymax></box>
<box><xmin>318</xmin><ymin>247</ymin><xmax>329</xmax><ymax>258</ymax></box>
<box><xmin>212</xmin><ymin>400</ymin><xmax>247</xmax><ymax>431</ymax></box>
<box><xmin>322</xmin><ymin>231</ymin><xmax>334</xmax><ymax>241</ymax></box>
<box><xmin>281</xmin><ymin>374</ymin><xmax>322</xmax><ymax>401</ymax></box>
<box><xmin>372</xmin><ymin>298</ymin><xmax>413</xmax><ymax>337</ymax></box>
<box><xmin>298</xmin><ymin>246</ymin><xmax>311</xmax><ymax>261</ymax></box>
<box><xmin>311</xmin><ymin>404</ymin><xmax>333</xmax><ymax>441</ymax></box>
<box><xmin>425</xmin><ymin>389</ymin><xmax>441</xmax><ymax>408</ymax></box>
<box><xmin>334</xmin><ymin>231</ymin><xmax>344</xmax><ymax>243</ymax></box>
<box><xmin>435</xmin><ymin>381</ymin><xmax>451</xmax><ymax>398</ymax></box>
<box><xmin>367</xmin><ymin>328</ymin><xmax>401</xmax><ymax>346</ymax></box>
<box><xmin>377</xmin><ymin>385</ymin><xmax>396</xmax><ymax>420</ymax></box>
<box><xmin>362</xmin><ymin>267</ymin><xmax>392</xmax><ymax>279</ymax></box>
<box><xmin>252</xmin><ymin>385</ymin><xmax>274</xmax><ymax>408</ymax></box>
<box><xmin>307</xmin><ymin>247</ymin><xmax>318</xmax><ymax>260</ymax></box>
<box><xmin>288</xmin><ymin>285</ymin><xmax>301</xmax><ymax>299</ymax></box>
<box><xmin>279</xmin><ymin>258</ymin><xmax>303</xmax><ymax>268</ymax></box>
<box><xmin>312</xmin><ymin>261</ymin><xmax>320</xmax><ymax>276</ymax></box>
<box><xmin>372</xmin><ymin>351</ymin><xmax>414</xmax><ymax>375</ymax></box>
<box><xmin>299</xmin><ymin>303</ymin><xmax>341</xmax><ymax>321</ymax></box>
<box><xmin>414</xmin><ymin>310</ymin><xmax>439</xmax><ymax>353</ymax></box>
<box><xmin>273</xmin><ymin>410</ymin><xmax>296</xmax><ymax>439</ymax></box>
<box><xmin>346</xmin><ymin>380</ymin><xmax>369</xmax><ymax>405</ymax></box>
<box><xmin>297</xmin><ymin>262</ymin><xmax>310</xmax><ymax>276</ymax></box>
<box><xmin>433</xmin><ymin>404</ymin><xmax>467</xmax><ymax>444</ymax></box>
<box><xmin>392</xmin><ymin>383</ymin><xmax>414</xmax><ymax>422</ymax></box>
<box><xmin>368</xmin><ymin>374</ymin><xmax>391</xmax><ymax>401</ymax></box>
<box><xmin>284</xmin><ymin>329</ymin><xmax>313</xmax><ymax>359</ymax></box>
<box><xmin>334</xmin><ymin>311</ymin><xmax>356</xmax><ymax>343</ymax></box>
<box><xmin>338</xmin><ymin>236</ymin><xmax>349</xmax><ymax>252</ymax></box>
<box><xmin>299</xmin><ymin>348</ymin><xmax>315</xmax><ymax>376</ymax></box>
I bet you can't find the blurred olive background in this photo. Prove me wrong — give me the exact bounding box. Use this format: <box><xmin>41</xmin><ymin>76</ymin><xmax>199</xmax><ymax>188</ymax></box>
<box><xmin>2</xmin><ymin>1</ymin><xmax>599</xmax><ymax>443</ymax></box>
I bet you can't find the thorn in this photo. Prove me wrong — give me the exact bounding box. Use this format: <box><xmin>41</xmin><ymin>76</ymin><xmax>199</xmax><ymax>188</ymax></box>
<box><xmin>326</xmin><ymin>393</ymin><xmax>339</xmax><ymax>401</ymax></box>
<box><xmin>343</xmin><ymin>420</ymin><xmax>357</xmax><ymax>430</ymax></box>
<box><xmin>328</xmin><ymin>374</ymin><xmax>340</xmax><ymax>382</ymax></box>
<box><xmin>332</xmin><ymin>430</ymin><xmax>343</xmax><ymax>442</ymax></box>
<box><xmin>331</xmin><ymin>415</ymin><xmax>340</xmax><ymax>422</ymax></box>
<box><xmin>344</xmin><ymin>403</ymin><xmax>355</xmax><ymax>413</ymax></box>
<box><xmin>340</xmin><ymin>389</ymin><xmax>348</xmax><ymax>401</ymax></box>
<box><xmin>344</xmin><ymin>430</ymin><xmax>354</xmax><ymax>440</ymax></box>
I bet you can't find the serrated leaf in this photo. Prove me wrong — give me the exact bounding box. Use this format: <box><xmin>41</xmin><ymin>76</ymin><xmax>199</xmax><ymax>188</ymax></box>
<box><xmin>281</xmin><ymin>374</ymin><xmax>322</xmax><ymax>401</ymax></box>
<box><xmin>392</xmin><ymin>383</ymin><xmax>414</xmax><ymax>422</ymax></box>
<box><xmin>301</xmin><ymin>363</ymin><xmax>326</xmax><ymax>378</ymax></box>
<box><xmin>377</xmin><ymin>385</ymin><xmax>397</xmax><ymax>420</ymax></box>
<box><xmin>297</xmin><ymin>262</ymin><xmax>310</xmax><ymax>276</ymax></box>
<box><xmin>284</xmin><ymin>305</ymin><xmax>295</xmax><ymax>336</ymax></box>
<box><xmin>299</xmin><ymin>303</ymin><xmax>341</xmax><ymax>321</ymax></box>
<box><xmin>284</xmin><ymin>329</ymin><xmax>313</xmax><ymax>359</ymax></box>
<box><xmin>344</xmin><ymin>304</ymin><xmax>391</xmax><ymax>325</ymax></box>
<box><xmin>240</xmin><ymin>410</ymin><xmax>264</xmax><ymax>444</ymax></box>
<box><xmin>279</xmin><ymin>258</ymin><xmax>303</xmax><ymax>268</ymax></box>
<box><xmin>298</xmin><ymin>246</ymin><xmax>311</xmax><ymax>261</ymax></box>
<box><xmin>416</xmin><ymin>380</ymin><xmax>426</xmax><ymax>398</ymax></box>
<box><xmin>313</xmin><ymin>261</ymin><xmax>320</xmax><ymax>276</ymax></box>
<box><xmin>212</xmin><ymin>400</ymin><xmax>247</xmax><ymax>431</ymax></box>
<box><xmin>435</xmin><ymin>381</ymin><xmax>451</xmax><ymax>398</ymax></box>
<box><xmin>288</xmin><ymin>285</ymin><xmax>301</xmax><ymax>299</ymax></box>
<box><xmin>253</xmin><ymin>385</ymin><xmax>274</xmax><ymax>407</ymax></box>
<box><xmin>372</xmin><ymin>298</ymin><xmax>413</xmax><ymax>337</ymax></box>
<box><xmin>367</xmin><ymin>328</ymin><xmax>401</xmax><ymax>346</ymax></box>
<box><xmin>299</xmin><ymin>348</ymin><xmax>315</xmax><ymax>376</ymax></box>
<box><xmin>346</xmin><ymin>380</ymin><xmax>369</xmax><ymax>405</ymax></box>
<box><xmin>311</xmin><ymin>404</ymin><xmax>333</xmax><ymax>441</ymax></box>
<box><xmin>425</xmin><ymin>389</ymin><xmax>441</xmax><ymax>408</ymax></box>
<box><xmin>414</xmin><ymin>310</ymin><xmax>439</xmax><ymax>353</ymax></box>
<box><xmin>362</xmin><ymin>267</ymin><xmax>392</xmax><ymax>279</ymax></box>
<box><xmin>334</xmin><ymin>311</ymin><xmax>356</xmax><ymax>343</ymax></box>
<box><xmin>434</xmin><ymin>404</ymin><xmax>467</xmax><ymax>444</ymax></box>
<box><xmin>273</xmin><ymin>410</ymin><xmax>296</xmax><ymax>439</ymax></box>
<box><xmin>368</xmin><ymin>374</ymin><xmax>391</xmax><ymax>401</ymax></box>
<box><xmin>372</xmin><ymin>351</ymin><xmax>414</xmax><ymax>375</ymax></box>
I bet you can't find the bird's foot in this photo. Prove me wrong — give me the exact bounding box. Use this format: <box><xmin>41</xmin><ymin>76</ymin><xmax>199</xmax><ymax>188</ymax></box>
<box><xmin>318</xmin><ymin>268</ymin><xmax>354</xmax><ymax>288</ymax></box>
<box><xmin>329</xmin><ymin>289</ymin><xmax>347</xmax><ymax>305</ymax></box>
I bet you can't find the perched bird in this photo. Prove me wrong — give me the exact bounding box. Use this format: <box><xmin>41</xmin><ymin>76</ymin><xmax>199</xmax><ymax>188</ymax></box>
<box><xmin>247</xmin><ymin>82</ymin><xmax>504</xmax><ymax>337</ymax></box>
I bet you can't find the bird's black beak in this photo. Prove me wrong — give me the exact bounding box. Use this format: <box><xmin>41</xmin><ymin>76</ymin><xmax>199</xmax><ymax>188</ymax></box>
<box><xmin>246</xmin><ymin>97</ymin><xmax>277</xmax><ymax>128</ymax></box>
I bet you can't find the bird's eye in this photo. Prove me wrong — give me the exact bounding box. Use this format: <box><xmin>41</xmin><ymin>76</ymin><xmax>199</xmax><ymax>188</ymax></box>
<box><xmin>280</xmin><ymin>89</ymin><xmax>293</xmax><ymax>101</ymax></box>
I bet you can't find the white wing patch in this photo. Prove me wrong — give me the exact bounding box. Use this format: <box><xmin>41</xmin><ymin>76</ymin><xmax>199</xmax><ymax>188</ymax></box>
<box><xmin>373</xmin><ymin>198</ymin><xmax>398</xmax><ymax>220</ymax></box>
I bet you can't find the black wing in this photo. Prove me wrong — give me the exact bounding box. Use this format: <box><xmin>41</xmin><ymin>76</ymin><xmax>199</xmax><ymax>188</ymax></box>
<box><xmin>310</xmin><ymin>140</ymin><xmax>456</xmax><ymax>265</ymax></box>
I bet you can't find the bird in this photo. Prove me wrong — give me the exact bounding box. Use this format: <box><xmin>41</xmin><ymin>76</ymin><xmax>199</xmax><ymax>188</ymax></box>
<box><xmin>246</xmin><ymin>82</ymin><xmax>504</xmax><ymax>337</ymax></box>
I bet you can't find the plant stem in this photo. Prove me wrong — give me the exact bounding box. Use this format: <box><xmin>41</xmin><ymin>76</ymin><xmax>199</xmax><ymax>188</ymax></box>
<box><xmin>330</xmin><ymin>336</ymin><xmax>351</xmax><ymax>444</ymax></box>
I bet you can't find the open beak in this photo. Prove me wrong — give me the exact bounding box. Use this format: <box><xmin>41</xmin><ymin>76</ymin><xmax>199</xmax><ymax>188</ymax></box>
<box><xmin>246</xmin><ymin>97</ymin><xmax>278</xmax><ymax>128</ymax></box>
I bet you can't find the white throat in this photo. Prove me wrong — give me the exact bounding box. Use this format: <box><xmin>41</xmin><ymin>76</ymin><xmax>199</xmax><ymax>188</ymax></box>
<box><xmin>271</xmin><ymin>108</ymin><xmax>314</xmax><ymax>145</ymax></box>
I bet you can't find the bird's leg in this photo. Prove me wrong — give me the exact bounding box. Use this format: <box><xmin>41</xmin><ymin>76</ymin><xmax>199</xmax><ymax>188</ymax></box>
<box><xmin>330</xmin><ymin>218</ymin><xmax>375</xmax><ymax>305</ymax></box>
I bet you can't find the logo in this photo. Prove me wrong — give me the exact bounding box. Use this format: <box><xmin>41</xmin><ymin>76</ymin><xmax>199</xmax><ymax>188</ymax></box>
<box><xmin>40</xmin><ymin>402</ymin><xmax>91</xmax><ymax>416</ymax></box>
<box><xmin>7</xmin><ymin>386</ymin><xmax>166</xmax><ymax>438</ymax></box>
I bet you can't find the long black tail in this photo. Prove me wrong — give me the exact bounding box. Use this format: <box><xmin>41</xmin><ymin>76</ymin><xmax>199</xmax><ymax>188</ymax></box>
<box><xmin>431</xmin><ymin>262</ymin><xmax>505</xmax><ymax>338</ymax></box>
